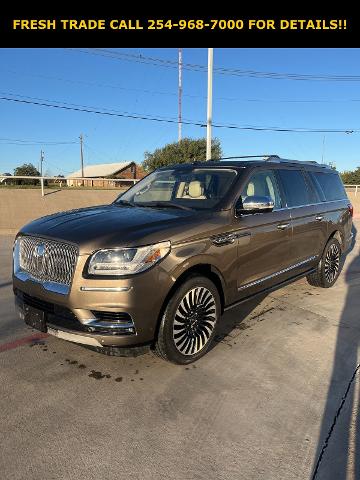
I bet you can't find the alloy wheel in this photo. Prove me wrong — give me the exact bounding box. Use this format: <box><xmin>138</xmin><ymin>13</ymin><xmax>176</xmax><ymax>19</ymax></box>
<box><xmin>324</xmin><ymin>243</ymin><xmax>340</xmax><ymax>283</ymax></box>
<box><xmin>172</xmin><ymin>287</ymin><xmax>217</xmax><ymax>356</ymax></box>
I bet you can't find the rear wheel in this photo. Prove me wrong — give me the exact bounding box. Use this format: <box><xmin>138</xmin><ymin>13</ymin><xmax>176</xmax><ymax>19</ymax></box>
<box><xmin>306</xmin><ymin>238</ymin><xmax>342</xmax><ymax>288</ymax></box>
<box><xmin>155</xmin><ymin>276</ymin><xmax>221</xmax><ymax>364</ymax></box>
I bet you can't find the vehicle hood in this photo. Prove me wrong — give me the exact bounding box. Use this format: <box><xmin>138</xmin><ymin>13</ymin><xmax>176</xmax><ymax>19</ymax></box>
<box><xmin>19</xmin><ymin>204</ymin><xmax>223</xmax><ymax>253</ymax></box>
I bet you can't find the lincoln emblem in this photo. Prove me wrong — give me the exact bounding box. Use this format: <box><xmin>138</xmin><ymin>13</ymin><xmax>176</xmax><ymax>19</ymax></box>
<box><xmin>34</xmin><ymin>244</ymin><xmax>45</xmax><ymax>271</ymax></box>
<box><xmin>34</xmin><ymin>244</ymin><xmax>45</xmax><ymax>258</ymax></box>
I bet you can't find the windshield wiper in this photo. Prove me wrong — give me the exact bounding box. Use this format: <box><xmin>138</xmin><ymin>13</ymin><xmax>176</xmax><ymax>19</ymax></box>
<box><xmin>115</xmin><ymin>199</ymin><xmax>136</xmax><ymax>207</ymax></box>
<box><xmin>138</xmin><ymin>201</ymin><xmax>193</xmax><ymax>211</ymax></box>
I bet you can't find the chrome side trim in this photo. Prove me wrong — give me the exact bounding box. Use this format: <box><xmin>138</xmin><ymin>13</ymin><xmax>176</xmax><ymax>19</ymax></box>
<box><xmin>83</xmin><ymin>320</ymin><xmax>135</xmax><ymax>330</ymax></box>
<box><xmin>238</xmin><ymin>256</ymin><xmax>318</xmax><ymax>291</ymax></box>
<box><xmin>47</xmin><ymin>327</ymin><xmax>103</xmax><ymax>347</ymax></box>
<box><xmin>80</xmin><ymin>286</ymin><xmax>132</xmax><ymax>292</ymax></box>
<box><xmin>273</xmin><ymin>199</ymin><xmax>349</xmax><ymax>211</ymax></box>
<box><xmin>235</xmin><ymin>192</ymin><xmax>347</xmax><ymax>216</ymax></box>
<box><xmin>14</xmin><ymin>270</ymin><xmax>70</xmax><ymax>295</ymax></box>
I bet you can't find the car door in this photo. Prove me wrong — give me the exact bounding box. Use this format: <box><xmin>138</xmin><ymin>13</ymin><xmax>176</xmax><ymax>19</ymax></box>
<box><xmin>306</xmin><ymin>169</ymin><xmax>348</xmax><ymax>256</ymax></box>
<box><xmin>276</xmin><ymin>168</ymin><xmax>323</xmax><ymax>266</ymax></box>
<box><xmin>234</xmin><ymin>168</ymin><xmax>292</xmax><ymax>292</ymax></box>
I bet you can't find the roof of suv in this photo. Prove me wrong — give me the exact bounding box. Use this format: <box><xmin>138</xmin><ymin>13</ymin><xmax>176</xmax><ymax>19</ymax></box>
<box><xmin>162</xmin><ymin>156</ymin><xmax>334</xmax><ymax>172</ymax></box>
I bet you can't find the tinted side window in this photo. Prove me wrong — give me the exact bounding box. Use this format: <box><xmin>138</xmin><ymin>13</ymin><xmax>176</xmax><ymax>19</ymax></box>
<box><xmin>241</xmin><ymin>169</ymin><xmax>282</xmax><ymax>209</ymax></box>
<box><xmin>309</xmin><ymin>172</ymin><xmax>347</xmax><ymax>201</ymax></box>
<box><xmin>277</xmin><ymin>170</ymin><xmax>311</xmax><ymax>207</ymax></box>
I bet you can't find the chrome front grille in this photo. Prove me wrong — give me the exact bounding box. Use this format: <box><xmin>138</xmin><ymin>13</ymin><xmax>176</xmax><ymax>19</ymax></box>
<box><xmin>18</xmin><ymin>236</ymin><xmax>78</xmax><ymax>286</ymax></box>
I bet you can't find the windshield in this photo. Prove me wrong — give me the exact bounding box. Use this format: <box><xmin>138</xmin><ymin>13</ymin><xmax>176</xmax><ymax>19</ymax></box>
<box><xmin>115</xmin><ymin>168</ymin><xmax>237</xmax><ymax>210</ymax></box>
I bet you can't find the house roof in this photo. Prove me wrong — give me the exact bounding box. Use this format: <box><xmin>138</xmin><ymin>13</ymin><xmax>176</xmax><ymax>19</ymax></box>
<box><xmin>67</xmin><ymin>162</ymin><xmax>134</xmax><ymax>178</ymax></box>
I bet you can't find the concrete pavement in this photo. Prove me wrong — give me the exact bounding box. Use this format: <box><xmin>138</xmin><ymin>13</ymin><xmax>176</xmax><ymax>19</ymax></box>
<box><xmin>0</xmin><ymin>223</ymin><xmax>360</xmax><ymax>479</ymax></box>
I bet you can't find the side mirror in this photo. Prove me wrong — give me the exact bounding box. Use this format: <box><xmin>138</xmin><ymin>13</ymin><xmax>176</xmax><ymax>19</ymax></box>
<box><xmin>237</xmin><ymin>195</ymin><xmax>274</xmax><ymax>215</ymax></box>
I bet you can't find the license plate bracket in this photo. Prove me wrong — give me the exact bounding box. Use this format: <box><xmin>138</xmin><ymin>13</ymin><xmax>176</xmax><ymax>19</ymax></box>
<box><xmin>23</xmin><ymin>304</ymin><xmax>47</xmax><ymax>333</ymax></box>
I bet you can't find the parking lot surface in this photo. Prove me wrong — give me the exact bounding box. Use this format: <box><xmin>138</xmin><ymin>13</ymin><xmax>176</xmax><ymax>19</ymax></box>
<box><xmin>1</xmin><ymin>223</ymin><xmax>360</xmax><ymax>480</ymax></box>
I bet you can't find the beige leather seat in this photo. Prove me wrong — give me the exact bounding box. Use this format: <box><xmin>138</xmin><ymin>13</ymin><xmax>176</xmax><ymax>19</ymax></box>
<box><xmin>181</xmin><ymin>180</ymin><xmax>207</xmax><ymax>199</ymax></box>
<box><xmin>246</xmin><ymin>182</ymin><xmax>255</xmax><ymax>196</ymax></box>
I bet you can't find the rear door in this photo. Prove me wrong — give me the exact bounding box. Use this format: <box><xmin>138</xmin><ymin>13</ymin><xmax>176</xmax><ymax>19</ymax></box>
<box><xmin>276</xmin><ymin>168</ymin><xmax>324</xmax><ymax>266</ymax></box>
<box><xmin>307</xmin><ymin>169</ymin><xmax>352</xmax><ymax>250</ymax></box>
<box><xmin>235</xmin><ymin>168</ymin><xmax>292</xmax><ymax>290</ymax></box>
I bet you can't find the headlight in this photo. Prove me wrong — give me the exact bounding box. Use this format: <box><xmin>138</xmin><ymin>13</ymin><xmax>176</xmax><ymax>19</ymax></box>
<box><xmin>87</xmin><ymin>241</ymin><xmax>171</xmax><ymax>276</ymax></box>
<box><xmin>13</xmin><ymin>237</ymin><xmax>21</xmax><ymax>274</ymax></box>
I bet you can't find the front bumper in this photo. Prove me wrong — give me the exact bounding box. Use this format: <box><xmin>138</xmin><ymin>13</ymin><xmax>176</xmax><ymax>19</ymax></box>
<box><xmin>13</xmin><ymin>257</ymin><xmax>174</xmax><ymax>348</ymax></box>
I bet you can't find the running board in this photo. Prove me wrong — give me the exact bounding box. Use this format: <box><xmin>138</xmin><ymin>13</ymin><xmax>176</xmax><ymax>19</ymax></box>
<box><xmin>224</xmin><ymin>268</ymin><xmax>316</xmax><ymax>312</ymax></box>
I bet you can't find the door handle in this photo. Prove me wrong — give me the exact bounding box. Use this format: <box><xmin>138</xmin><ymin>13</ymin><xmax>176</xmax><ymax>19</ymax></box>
<box><xmin>315</xmin><ymin>215</ymin><xmax>324</xmax><ymax>221</ymax></box>
<box><xmin>211</xmin><ymin>231</ymin><xmax>251</xmax><ymax>246</ymax></box>
<box><xmin>277</xmin><ymin>223</ymin><xmax>290</xmax><ymax>230</ymax></box>
<box><xmin>211</xmin><ymin>232</ymin><xmax>237</xmax><ymax>246</ymax></box>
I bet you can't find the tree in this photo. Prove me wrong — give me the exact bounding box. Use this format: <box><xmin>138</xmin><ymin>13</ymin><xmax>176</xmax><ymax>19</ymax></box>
<box><xmin>340</xmin><ymin>167</ymin><xmax>360</xmax><ymax>184</ymax></box>
<box><xmin>13</xmin><ymin>163</ymin><xmax>40</xmax><ymax>185</ymax></box>
<box><xmin>142</xmin><ymin>137</ymin><xmax>223</xmax><ymax>172</ymax></box>
<box><xmin>14</xmin><ymin>163</ymin><xmax>40</xmax><ymax>176</ymax></box>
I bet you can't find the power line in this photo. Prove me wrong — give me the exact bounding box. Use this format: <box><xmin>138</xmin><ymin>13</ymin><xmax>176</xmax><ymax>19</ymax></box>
<box><xmin>0</xmin><ymin>91</ymin><xmax>195</xmax><ymax>122</ymax></box>
<box><xmin>0</xmin><ymin>136</ymin><xmax>77</xmax><ymax>145</ymax></box>
<box><xmin>6</xmin><ymin>69</ymin><xmax>360</xmax><ymax>104</ymax></box>
<box><xmin>42</xmin><ymin>158</ymin><xmax>72</xmax><ymax>174</ymax></box>
<box><xmin>0</xmin><ymin>94</ymin><xmax>357</xmax><ymax>134</ymax></box>
<box><xmin>83</xmin><ymin>140</ymin><xmax>115</xmax><ymax>163</ymax></box>
<box><xmin>75</xmin><ymin>48</ymin><xmax>360</xmax><ymax>82</ymax></box>
<box><xmin>3</xmin><ymin>68</ymin><xmax>182</xmax><ymax>97</ymax></box>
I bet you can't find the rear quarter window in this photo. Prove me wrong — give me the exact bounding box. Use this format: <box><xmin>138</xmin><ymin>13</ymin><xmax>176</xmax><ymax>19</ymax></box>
<box><xmin>277</xmin><ymin>169</ymin><xmax>312</xmax><ymax>207</ymax></box>
<box><xmin>309</xmin><ymin>172</ymin><xmax>347</xmax><ymax>201</ymax></box>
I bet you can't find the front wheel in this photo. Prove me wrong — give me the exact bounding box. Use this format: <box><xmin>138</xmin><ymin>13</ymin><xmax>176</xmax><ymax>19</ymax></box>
<box><xmin>306</xmin><ymin>238</ymin><xmax>342</xmax><ymax>288</ymax></box>
<box><xmin>155</xmin><ymin>276</ymin><xmax>221</xmax><ymax>364</ymax></box>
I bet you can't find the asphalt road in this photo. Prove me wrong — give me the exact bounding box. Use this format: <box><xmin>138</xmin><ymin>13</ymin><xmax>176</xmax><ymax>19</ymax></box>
<box><xmin>1</xmin><ymin>223</ymin><xmax>360</xmax><ymax>480</ymax></box>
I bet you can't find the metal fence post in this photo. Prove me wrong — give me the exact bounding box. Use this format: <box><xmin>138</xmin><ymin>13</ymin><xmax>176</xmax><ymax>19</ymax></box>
<box><xmin>40</xmin><ymin>177</ymin><xmax>44</xmax><ymax>197</ymax></box>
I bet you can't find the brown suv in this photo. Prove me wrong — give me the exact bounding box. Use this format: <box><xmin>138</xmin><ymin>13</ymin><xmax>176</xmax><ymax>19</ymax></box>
<box><xmin>13</xmin><ymin>156</ymin><xmax>353</xmax><ymax>364</ymax></box>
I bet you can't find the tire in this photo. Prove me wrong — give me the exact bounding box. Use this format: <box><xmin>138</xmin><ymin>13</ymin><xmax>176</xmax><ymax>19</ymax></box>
<box><xmin>155</xmin><ymin>275</ymin><xmax>221</xmax><ymax>364</ymax></box>
<box><xmin>306</xmin><ymin>238</ymin><xmax>342</xmax><ymax>288</ymax></box>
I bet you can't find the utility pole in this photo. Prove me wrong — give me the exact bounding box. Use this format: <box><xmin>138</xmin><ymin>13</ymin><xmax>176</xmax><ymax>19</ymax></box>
<box><xmin>79</xmin><ymin>134</ymin><xmax>84</xmax><ymax>186</ymax></box>
<box><xmin>40</xmin><ymin>150</ymin><xmax>44</xmax><ymax>176</ymax></box>
<box><xmin>206</xmin><ymin>48</ymin><xmax>213</xmax><ymax>160</ymax></box>
<box><xmin>178</xmin><ymin>48</ymin><xmax>183</xmax><ymax>142</ymax></box>
<box><xmin>39</xmin><ymin>150</ymin><xmax>45</xmax><ymax>197</ymax></box>
<box><xmin>321</xmin><ymin>135</ymin><xmax>326</xmax><ymax>164</ymax></box>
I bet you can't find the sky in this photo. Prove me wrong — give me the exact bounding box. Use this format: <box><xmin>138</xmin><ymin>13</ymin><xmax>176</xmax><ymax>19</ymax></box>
<box><xmin>1</xmin><ymin>47</ymin><xmax>360</xmax><ymax>175</ymax></box>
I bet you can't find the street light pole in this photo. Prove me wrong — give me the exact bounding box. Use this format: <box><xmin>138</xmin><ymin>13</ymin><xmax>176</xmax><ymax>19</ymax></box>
<box><xmin>40</xmin><ymin>150</ymin><xmax>44</xmax><ymax>176</ymax></box>
<box><xmin>178</xmin><ymin>48</ymin><xmax>182</xmax><ymax>142</ymax></box>
<box><xmin>206</xmin><ymin>48</ymin><xmax>213</xmax><ymax>160</ymax></box>
<box><xmin>80</xmin><ymin>133</ymin><xmax>84</xmax><ymax>186</ymax></box>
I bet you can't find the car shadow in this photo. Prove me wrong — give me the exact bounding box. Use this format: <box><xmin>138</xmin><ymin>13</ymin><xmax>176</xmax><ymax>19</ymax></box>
<box><xmin>210</xmin><ymin>293</ymin><xmax>269</xmax><ymax>351</ymax></box>
<box><xmin>44</xmin><ymin>189</ymin><xmax>62</xmax><ymax>196</ymax></box>
<box><xmin>311</xmin><ymin>223</ymin><xmax>359</xmax><ymax>479</ymax></box>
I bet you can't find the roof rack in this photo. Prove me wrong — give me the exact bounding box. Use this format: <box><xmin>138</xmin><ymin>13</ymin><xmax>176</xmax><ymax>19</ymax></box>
<box><xmin>219</xmin><ymin>155</ymin><xmax>279</xmax><ymax>160</ymax></box>
<box><xmin>265</xmin><ymin>157</ymin><xmax>330</xmax><ymax>168</ymax></box>
<box><xmin>219</xmin><ymin>155</ymin><xmax>330</xmax><ymax>168</ymax></box>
